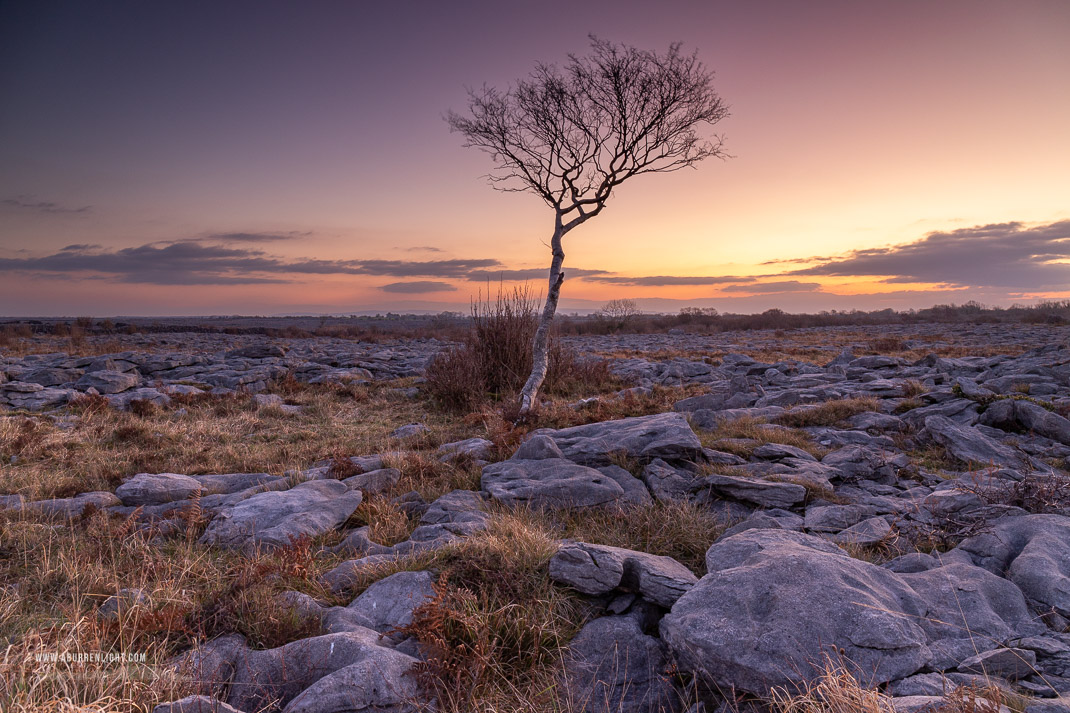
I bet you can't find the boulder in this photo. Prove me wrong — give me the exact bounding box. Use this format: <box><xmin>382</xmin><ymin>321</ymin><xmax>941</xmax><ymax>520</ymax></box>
<box><xmin>954</xmin><ymin>514</ymin><xmax>1070</xmax><ymax>619</ymax></box>
<box><xmin>436</xmin><ymin>437</ymin><xmax>495</xmax><ymax>462</ymax></box>
<box><xmin>481</xmin><ymin>458</ymin><xmax>627</xmax><ymax>510</ymax></box>
<box><xmin>226</xmin><ymin>632</ymin><xmax>406</xmax><ymax>712</ymax></box>
<box><xmin>76</xmin><ymin>370</ymin><xmax>140</xmax><ymax>394</ymax></box>
<box><xmin>225</xmin><ymin>344</ymin><xmax>286</xmax><ymax>359</ymax></box>
<box><xmin>561</xmin><ymin>616</ymin><xmax>679</xmax><ymax>713</ymax></box>
<box><xmin>280</xmin><ymin>646</ymin><xmax>422</xmax><ymax>713</ymax></box>
<box><xmin>900</xmin><ymin>562</ymin><xmax>1044</xmax><ymax>644</ymax></box>
<box><xmin>660</xmin><ymin>529</ymin><xmax>932</xmax><ymax>696</ymax></box>
<box><xmin>345</xmin><ymin>570</ymin><xmax>436</xmax><ymax>633</ymax></box>
<box><xmin>22</xmin><ymin>491</ymin><xmax>120</xmax><ymax>518</ymax></box>
<box><xmin>691</xmin><ymin>473</ymin><xmax>807</xmax><ymax>509</ymax></box>
<box><xmin>550</xmin><ymin>541</ymin><xmax>698</xmax><ymax>608</ymax></box>
<box><xmin>200</xmin><ymin>480</ymin><xmax>362</xmax><ymax>553</ymax></box>
<box><xmin>980</xmin><ymin>400</ymin><xmax>1070</xmax><ymax>447</ymax></box>
<box><xmin>115</xmin><ymin>473</ymin><xmax>203</xmax><ymax>506</ymax></box>
<box><xmin>532</xmin><ymin>412</ymin><xmax>705</xmax><ymax>466</ymax></box>
<box><xmin>832</xmin><ymin>516</ymin><xmax>893</xmax><ymax>546</ymax></box>
<box><xmin>957</xmin><ymin>648</ymin><xmax>1037</xmax><ymax>680</ymax></box>
<box><xmin>640</xmin><ymin>458</ymin><xmax>697</xmax><ymax>502</ymax></box>
<box><xmin>923</xmin><ymin>415</ymin><xmax>1024</xmax><ymax>469</ymax></box>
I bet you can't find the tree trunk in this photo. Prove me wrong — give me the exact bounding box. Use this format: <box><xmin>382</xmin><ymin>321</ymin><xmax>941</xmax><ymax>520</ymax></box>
<box><xmin>518</xmin><ymin>219</ymin><xmax>566</xmax><ymax>416</ymax></box>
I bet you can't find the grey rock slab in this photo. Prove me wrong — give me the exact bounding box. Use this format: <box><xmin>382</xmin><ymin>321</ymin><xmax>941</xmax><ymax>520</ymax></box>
<box><xmin>692</xmin><ymin>473</ymin><xmax>807</xmax><ymax>508</ymax></box>
<box><xmin>75</xmin><ymin>370</ymin><xmax>140</xmax><ymax>394</ymax></box>
<box><xmin>152</xmin><ymin>696</ymin><xmax>244</xmax><ymax>713</ymax></box>
<box><xmin>346</xmin><ymin>570</ymin><xmax>435</xmax><ymax>633</ymax></box>
<box><xmin>200</xmin><ymin>479</ymin><xmax>362</xmax><ymax>553</ymax></box>
<box><xmin>804</xmin><ymin>504</ymin><xmax>877</xmax><ymax>533</ymax></box>
<box><xmin>280</xmin><ymin>646</ymin><xmax>422</xmax><ymax>713</ymax></box>
<box><xmin>192</xmin><ymin>472</ymin><xmax>279</xmax><ymax>496</ymax></box>
<box><xmin>115</xmin><ymin>473</ymin><xmax>203</xmax><ymax>506</ymax></box>
<box><xmin>981</xmin><ymin>399</ymin><xmax>1070</xmax><ymax>447</ymax></box>
<box><xmin>550</xmin><ymin>541</ymin><xmax>698</xmax><ymax>608</ymax></box>
<box><xmin>957</xmin><ymin>647</ymin><xmax>1038</xmax><ymax>680</ymax></box>
<box><xmin>720</xmin><ymin>509</ymin><xmax>804</xmax><ymax>538</ymax></box>
<box><xmin>389</xmin><ymin>423</ymin><xmax>428</xmax><ymax>439</ymax></box>
<box><xmin>891</xmin><ymin>696</ymin><xmax>950</xmax><ymax>713</ymax></box>
<box><xmin>561</xmin><ymin>615</ymin><xmax>680</xmax><ymax>713</ymax></box>
<box><xmin>341</xmin><ymin>467</ymin><xmax>401</xmax><ymax>495</ymax></box>
<box><xmin>954</xmin><ymin>514</ymin><xmax>1070</xmax><ymax>619</ymax></box>
<box><xmin>512</xmin><ymin>433</ymin><xmax>565</xmax><ymax>460</ymax></box>
<box><xmin>98</xmin><ymin>587</ymin><xmax>150</xmax><ymax>620</ymax></box>
<box><xmin>22</xmin><ymin>491</ymin><xmax>121</xmax><ymax>518</ymax></box>
<box><xmin>227</xmin><ymin>631</ymin><xmax>397</xmax><ymax>713</ymax></box>
<box><xmin>533</xmin><ymin>412</ymin><xmax>705</xmax><ymax>466</ymax></box>
<box><xmin>172</xmin><ymin>633</ymin><xmax>249</xmax><ymax>699</ymax></box>
<box><xmin>832</xmin><ymin>516</ymin><xmax>893</xmax><ymax>546</ymax></box>
<box><xmin>900</xmin><ymin>562</ymin><xmax>1044</xmax><ymax>643</ymax></box>
<box><xmin>481</xmin><ymin>457</ymin><xmax>627</xmax><ymax>510</ymax></box>
<box><xmin>641</xmin><ymin>458</ymin><xmax>698</xmax><ymax>503</ymax></box>
<box><xmin>924</xmin><ymin>415</ymin><xmax>1025</xmax><ymax>469</ymax></box>
<box><xmin>660</xmin><ymin>529</ymin><xmax>932</xmax><ymax>696</ymax></box>
<box><xmin>598</xmin><ymin>464</ymin><xmax>653</xmax><ymax>506</ymax></box>
<box><xmin>436</xmin><ymin>436</ymin><xmax>495</xmax><ymax>462</ymax></box>
<box><xmin>225</xmin><ymin>344</ymin><xmax>286</xmax><ymax>359</ymax></box>
<box><xmin>752</xmin><ymin>442</ymin><xmax>817</xmax><ymax>462</ymax></box>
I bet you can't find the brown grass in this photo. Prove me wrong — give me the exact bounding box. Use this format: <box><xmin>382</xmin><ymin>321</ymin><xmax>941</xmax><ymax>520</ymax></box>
<box><xmin>0</xmin><ymin>379</ymin><xmax>477</xmax><ymax>500</ymax></box>
<box><xmin>700</xmin><ymin>416</ymin><xmax>826</xmax><ymax>459</ymax></box>
<box><xmin>773</xmin><ymin>397</ymin><xmax>880</xmax><ymax>429</ymax></box>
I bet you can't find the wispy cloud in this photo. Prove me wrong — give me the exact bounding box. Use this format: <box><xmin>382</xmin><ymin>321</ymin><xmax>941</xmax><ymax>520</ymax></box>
<box><xmin>785</xmin><ymin>220</ymin><xmax>1070</xmax><ymax>289</ymax></box>
<box><xmin>466</xmin><ymin>267</ymin><xmax>613</xmax><ymax>281</ymax></box>
<box><xmin>585</xmin><ymin>274</ymin><xmax>755</xmax><ymax>286</ymax></box>
<box><xmin>203</xmin><ymin>231</ymin><xmax>310</xmax><ymax>243</ymax></box>
<box><xmin>0</xmin><ymin>240</ymin><xmax>506</xmax><ymax>285</ymax></box>
<box><xmin>2</xmin><ymin>196</ymin><xmax>91</xmax><ymax>215</ymax></box>
<box><xmin>721</xmin><ymin>280</ymin><xmax>822</xmax><ymax>294</ymax></box>
<box><xmin>379</xmin><ymin>281</ymin><xmax>457</xmax><ymax>293</ymax></box>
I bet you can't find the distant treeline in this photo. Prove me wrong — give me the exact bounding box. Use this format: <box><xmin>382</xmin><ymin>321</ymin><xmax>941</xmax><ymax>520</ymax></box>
<box><xmin>2</xmin><ymin>300</ymin><xmax>1068</xmax><ymax>345</ymax></box>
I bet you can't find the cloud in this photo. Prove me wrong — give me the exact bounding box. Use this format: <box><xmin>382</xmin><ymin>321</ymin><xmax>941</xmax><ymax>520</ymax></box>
<box><xmin>401</xmin><ymin>246</ymin><xmax>446</xmax><ymax>253</ymax></box>
<box><xmin>786</xmin><ymin>220</ymin><xmax>1070</xmax><ymax>288</ymax></box>
<box><xmin>379</xmin><ymin>281</ymin><xmax>458</xmax><ymax>293</ymax></box>
<box><xmin>204</xmin><ymin>231</ymin><xmax>309</xmax><ymax>243</ymax></box>
<box><xmin>353</xmin><ymin>259</ymin><xmax>501</xmax><ymax>277</ymax></box>
<box><xmin>721</xmin><ymin>280</ymin><xmax>823</xmax><ymax>294</ymax></box>
<box><xmin>585</xmin><ymin>274</ymin><xmax>755</xmax><ymax>286</ymax></box>
<box><xmin>466</xmin><ymin>267</ymin><xmax>613</xmax><ymax>281</ymax></box>
<box><xmin>0</xmin><ymin>240</ymin><xmax>507</xmax><ymax>285</ymax></box>
<box><xmin>2</xmin><ymin>196</ymin><xmax>91</xmax><ymax>215</ymax></box>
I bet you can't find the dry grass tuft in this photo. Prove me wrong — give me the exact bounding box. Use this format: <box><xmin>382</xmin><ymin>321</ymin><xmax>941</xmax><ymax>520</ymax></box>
<box><xmin>401</xmin><ymin>509</ymin><xmax>591</xmax><ymax>712</ymax></box>
<box><xmin>700</xmin><ymin>416</ymin><xmax>826</xmax><ymax>459</ymax></box>
<box><xmin>774</xmin><ymin>397</ymin><xmax>880</xmax><ymax>429</ymax></box>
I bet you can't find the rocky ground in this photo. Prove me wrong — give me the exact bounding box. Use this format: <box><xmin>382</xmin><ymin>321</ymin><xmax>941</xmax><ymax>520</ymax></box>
<box><xmin>2</xmin><ymin>323</ymin><xmax>1070</xmax><ymax>713</ymax></box>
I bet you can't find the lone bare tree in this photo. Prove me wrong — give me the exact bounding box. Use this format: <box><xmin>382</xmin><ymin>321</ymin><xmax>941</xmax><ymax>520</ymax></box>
<box><xmin>448</xmin><ymin>37</ymin><xmax>729</xmax><ymax>415</ymax></box>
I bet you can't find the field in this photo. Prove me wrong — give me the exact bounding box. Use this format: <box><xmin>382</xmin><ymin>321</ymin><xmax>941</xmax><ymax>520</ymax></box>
<box><xmin>2</xmin><ymin>319</ymin><xmax>1070</xmax><ymax>712</ymax></box>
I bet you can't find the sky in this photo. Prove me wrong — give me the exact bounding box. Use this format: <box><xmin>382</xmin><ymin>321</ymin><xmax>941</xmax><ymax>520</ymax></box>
<box><xmin>1</xmin><ymin>0</ymin><xmax>1068</xmax><ymax>317</ymax></box>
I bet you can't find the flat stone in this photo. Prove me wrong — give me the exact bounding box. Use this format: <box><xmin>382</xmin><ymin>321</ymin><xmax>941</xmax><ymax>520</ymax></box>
<box><xmin>550</xmin><ymin>541</ymin><xmax>698</xmax><ymax>608</ymax></box>
<box><xmin>115</xmin><ymin>473</ymin><xmax>203</xmax><ymax>506</ymax></box>
<box><xmin>957</xmin><ymin>648</ymin><xmax>1037</xmax><ymax>680</ymax></box>
<box><xmin>660</xmin><ymin>529</ymin><xmax>932</xmax><ymax>696</ymax></box>
<box><xmin>76</xmin><ymin>370</ymin><xmax>140</xmax><ymax>394</ymax></box>
<box><xmin>533</xmin><ymin>412</ymin><xmax>705</xmax><ymax>466</ymax></box>
<box><xmin>481</xmin><ymin>458</ymin><xmax>627</xmax><ymax>510</ymax></box>
<box><xmin>199</xmin><ymin>479</ymin><xmax>362</xmax><ymax>553</ymax></box>
<box><xmin>692</xmin><ymin>473</ymin><xmax>807</xmax><ymax>508</ymax></box>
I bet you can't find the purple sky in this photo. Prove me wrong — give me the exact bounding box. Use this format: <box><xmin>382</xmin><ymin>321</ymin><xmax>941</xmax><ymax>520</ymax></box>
<box><xmin>1</xmin><ymin>0</ymin><xmax>1068</xmax><ymax>316</ymax></box>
